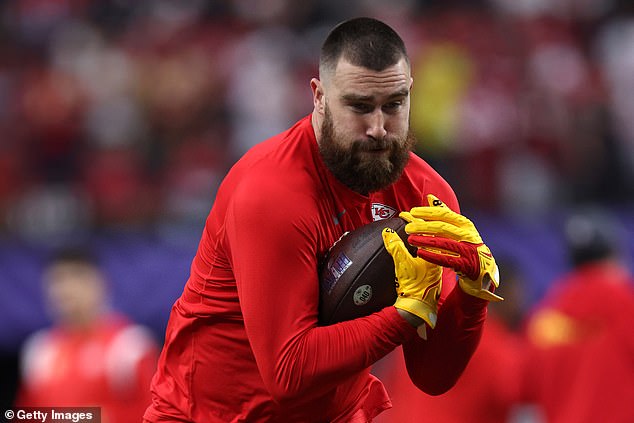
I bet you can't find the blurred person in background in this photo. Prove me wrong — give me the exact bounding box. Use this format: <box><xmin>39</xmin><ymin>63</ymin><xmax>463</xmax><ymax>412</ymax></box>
<box><xmin>15</xmin><ymin>246</ymin><xmax>159</xmax><ymax>423</ymax></box>
<box><xmin>375</xmin><ymin>258</ymin><xmax>532</xmax><ymax>423</ymax></box>
<box><xmin>522</xmin><ymin>208</ymin><xmax>634</xmax><ymax>423</ymax></box>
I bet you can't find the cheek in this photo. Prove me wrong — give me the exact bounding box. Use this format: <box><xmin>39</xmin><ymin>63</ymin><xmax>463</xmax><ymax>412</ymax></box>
<box><xmin>334</xmin><ymin>124</ymin><xmax>355</xmax><ymax>144</ymax></box>
<box><xmin>387</xmin><ymin>112</ymin><xmax>410</xmax><ymax>134</ymax></box>
<box><xmin>329</xmin><ymin>112</ymin><xmax>358</xmax><ymax>141</ymax></box>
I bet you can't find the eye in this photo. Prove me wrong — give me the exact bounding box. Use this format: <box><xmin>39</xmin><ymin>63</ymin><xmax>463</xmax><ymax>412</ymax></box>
<box><xmin>383</xmin><ymin>100</ymin><xmax>404</xmax><ymax>113</ymax></box>
<box><xmin>349</xmin><ymin>103</ymin><xmax>373</xmax><ymax>114</ymax></box>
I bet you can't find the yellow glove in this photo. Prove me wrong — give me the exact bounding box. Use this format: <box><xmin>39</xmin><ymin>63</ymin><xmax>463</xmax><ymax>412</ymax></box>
<box><xmin>402</xmin><ymin>194</ymin><xmax>503</xmax><ymax>302</ymax></box>
<box><xmin>382</xmin><ymin>228</ymin><xmax>442</xmax><ymax>329</ymax></box>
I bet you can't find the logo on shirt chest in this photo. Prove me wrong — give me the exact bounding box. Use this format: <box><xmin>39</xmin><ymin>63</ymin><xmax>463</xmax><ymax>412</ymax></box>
<box><xmin>371</xmin><ymin>203</ymin><xmax>397</xmax><ymax>221</ymax></box>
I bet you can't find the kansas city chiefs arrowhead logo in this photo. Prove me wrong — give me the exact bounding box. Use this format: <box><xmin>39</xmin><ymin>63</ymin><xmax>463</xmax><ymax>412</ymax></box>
<box><xmin>371</xmin><ymin>203</ymin><xmax>397</xmax><ymax>221</ymax></box>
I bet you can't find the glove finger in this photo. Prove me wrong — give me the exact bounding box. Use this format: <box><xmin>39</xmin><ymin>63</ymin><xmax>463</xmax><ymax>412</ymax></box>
<box><xmin>405</xmin><ymin>220</ymin><xmax>478</xmax><ymax>243</ymax></box>
<box><xmin>416</xmin><ymin>236</ymin><xmax>485</xmax><ymax>280</ymax></box>
<box><xmin>460</xmin><ymin>274</ymin><xmax>504</xmax><ymax>302</ymax></box>
<box><xmin>382</xmin><ymin>228</ymin><xmax>410</xmax><ymax>261</ymax></box>
<box><xmin>398</xmin><ymin>211</ymin><xmax>416</xmax><ymax>223</ymax></box>
<box><xmin>475</xmin><ymin>287</ymin><xmax>504</xmax><ymax>302</ymax></box>
<box><xmin>383</xmin><ymin>228</ymin><xmax>420</xmax><ymax>282</ymax></box>
<box><xmin>409</xmin><ymin>206</ymin><xmax>474</xmax><ymax>230</ymax></box>
<box><xmin>425</xmin><ymin>194</ymin><xmax>448</xmax><ymax>208</ymax></box>
<box><xmin>402</xmin><ymin>195</ymin><xmax>446</xmax><ymax>222</ymax></box>
<box><xmin>408</xmin><ymin>234</ymin><xmax>461</xmax><ymax>253</ymax></box>
<box><xmin>413</xmin><ymin>195</ymin><xmax>473</xmax><ymax>230</ymax></box>
<box><xmin>483</xmin><ymin>291</ymin><xmax>504</xmax><ymax>302</ymax></box>
<box><xmin>416</xmin><ymin>246</ymin><xmax>466</xmax><ymax>270</ymax></box>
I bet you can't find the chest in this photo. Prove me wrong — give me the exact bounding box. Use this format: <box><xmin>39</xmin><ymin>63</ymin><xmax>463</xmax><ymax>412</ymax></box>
<box><xmin>315</xmin><ymin>188</ymin><xmax>423</xmax><ymax>262</ymax></box>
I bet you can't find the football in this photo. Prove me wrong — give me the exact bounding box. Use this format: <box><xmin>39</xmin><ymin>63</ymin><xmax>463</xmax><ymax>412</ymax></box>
<box><xmin>318</xmin><ymin>217</ymin><xmax>416</xmax><ymax>325</ymax></box>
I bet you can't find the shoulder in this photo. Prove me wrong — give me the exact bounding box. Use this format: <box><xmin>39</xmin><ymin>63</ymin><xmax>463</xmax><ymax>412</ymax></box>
<box><xmin>235</xmin><ymin>115</ymin><xmax>315</xmax><ymax>172</ymax></box>
<box><xmin>228</xmin><ymin>117</ymin><xmax>322</xmax><ymax>216</ymax></box>
<box><xmin>399</xmin><ymin>153</ymin><xmax>460</xmax><ymax>212</ymax></box>
<box><xmin>404</xmin><ymin>153</ymin><xmax>452</xmax><ymax>190</ymax></box>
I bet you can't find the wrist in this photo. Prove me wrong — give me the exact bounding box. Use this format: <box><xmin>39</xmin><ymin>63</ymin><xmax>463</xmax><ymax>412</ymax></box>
<box><xmin>395</xmin><ymin>307</ymin><xmax>424</xmax><ymax>327</ymax></box>
<box><xmin>394</xmin><ymin>296</ymin><xmax>439</xmax><ymax>328</ymax></box>
<box><xmin>455</xmin><ymin>283</ymin><xmax>490</xmax><ymax>315</ymax></box>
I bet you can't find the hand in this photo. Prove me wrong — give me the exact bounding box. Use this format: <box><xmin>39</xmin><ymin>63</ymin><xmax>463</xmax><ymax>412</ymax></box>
<box><xmin>401</xmin><ymin>195</ymin><xmax>503</xmax><ymax>302</ymax></box>
<box><xmin>382</xmin><ymin>228</ymin><xmax>442</xmax><ymax>329</ymax></box>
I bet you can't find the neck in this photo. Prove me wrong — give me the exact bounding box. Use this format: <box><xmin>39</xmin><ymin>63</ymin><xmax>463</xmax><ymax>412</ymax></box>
<box><xmin>311</xmin><ymin>111</ymin><xmax>323</xmax><ymax>144</ymax></box>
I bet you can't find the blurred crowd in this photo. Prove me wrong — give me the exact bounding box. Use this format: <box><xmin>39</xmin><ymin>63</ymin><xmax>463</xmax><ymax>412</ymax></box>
<box><xmin>1</xmin><ymin>0</ymin><xmax>634</xmax><ymax>243</ymax></box>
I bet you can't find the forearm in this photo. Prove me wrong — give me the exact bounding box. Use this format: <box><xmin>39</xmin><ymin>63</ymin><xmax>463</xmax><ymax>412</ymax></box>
<box><xmin>402</xmin><ymin>286</ymin><xmax>488</xmax><ymax>395</ymax></box>
<box><xmin>265</xmin><ymin>306</ymin><xmax>413</xmax><ymax>402</ymax></box>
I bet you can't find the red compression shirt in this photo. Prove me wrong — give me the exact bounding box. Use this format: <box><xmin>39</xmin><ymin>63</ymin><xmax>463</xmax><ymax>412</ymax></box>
<box><xmin>145</xmin><ymin>115</ymin><xmax>488</xmax><ymax>423</ymax></box>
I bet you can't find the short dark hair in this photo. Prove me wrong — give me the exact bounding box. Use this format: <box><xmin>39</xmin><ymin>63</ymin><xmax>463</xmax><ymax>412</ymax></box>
<box><xmin>563</xmin><ymin>208</ymin><xmax>621</xmax><ymax>267</ymax></box>
<box><xmin>319</xmin><ymin>17</ymin><xmax>409</xmax><ymax>78</ymax></box>
<box><xmin>47</xmin><ymin>245</ymin><xmax>100</xmax><ymax>268</ymax></box>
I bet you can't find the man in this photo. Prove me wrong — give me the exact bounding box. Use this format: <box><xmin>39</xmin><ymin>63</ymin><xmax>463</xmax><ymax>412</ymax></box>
<box><xmin>17</xmin><ymin>247</ymin><xmax>159</xmax><ymax>423</ymax></box>
<box><xmin>145</xmin><ymin>17</ymin><xmax>501</xmax><ymax>423</ymax></box>
<box><xmin>523</xmin><ymin>208</ymin><xmax>634</xmax><ymax>423</ymax></box>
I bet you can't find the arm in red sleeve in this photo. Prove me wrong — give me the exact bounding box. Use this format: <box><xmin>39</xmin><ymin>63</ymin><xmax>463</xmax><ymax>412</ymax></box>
<box><xmin>402</xmin><ymin>278</ymin><xmax>488</xmax><ymax>395</ymax></box>
<box><xmin>389</xmin><ymin>181</ymin><xmax>487</xmax><ymax>394</ymax></box>
<box><xmin>225</xmin><ymin>181</ymin><xmax>414</xmax><ymax>404</ymax></box>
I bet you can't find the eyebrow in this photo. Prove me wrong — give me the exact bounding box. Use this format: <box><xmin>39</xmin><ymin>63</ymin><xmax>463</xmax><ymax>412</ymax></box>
<box><xmin>341</xmin><ymin>88</ymin><xmax>410</xmax><ymax>103</ymax></box>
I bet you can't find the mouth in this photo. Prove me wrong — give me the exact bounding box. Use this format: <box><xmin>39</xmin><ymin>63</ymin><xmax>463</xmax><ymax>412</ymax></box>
<box><xmin>359</xmin><ymin>141</ymin><xmax>390</xmax><ymax>152</ymax></box>
<box><xmin>363</xmin><ymin>148</ymin><xmax>389</xmax><ymax>155</ymax></box>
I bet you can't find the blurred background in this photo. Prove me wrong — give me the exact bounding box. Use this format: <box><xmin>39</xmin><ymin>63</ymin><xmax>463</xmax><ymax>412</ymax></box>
<box><xmin>1</xmin><ymin>0</ymin><xmax>633</xmax><ymax>419</ymax></box>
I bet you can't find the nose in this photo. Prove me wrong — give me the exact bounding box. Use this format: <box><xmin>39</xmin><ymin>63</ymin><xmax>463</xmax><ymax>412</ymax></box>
<box><xmin>366</xmin><ymin>110</ymin><xmax>387</xmax><ymax>140</ymax></box>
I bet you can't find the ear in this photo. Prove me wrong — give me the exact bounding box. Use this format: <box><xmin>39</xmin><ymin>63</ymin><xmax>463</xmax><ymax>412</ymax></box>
<box><xmin>310</xmin><ymin>78</ymin><xmax>325</xmax><ymax>114</ymax></box>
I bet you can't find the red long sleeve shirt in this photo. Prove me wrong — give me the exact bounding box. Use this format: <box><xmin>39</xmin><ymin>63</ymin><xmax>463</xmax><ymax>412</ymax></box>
<box><xmin>145</xmin><ymin>115</ymin><xmax>487</xmax><ymax>423</ymax></box>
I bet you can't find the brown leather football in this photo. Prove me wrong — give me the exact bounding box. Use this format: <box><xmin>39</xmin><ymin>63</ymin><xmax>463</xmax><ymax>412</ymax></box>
<box><xmin>318</xmin><ymin>217</ymin><xmax>415</xmax><ymax>325</ymax></box>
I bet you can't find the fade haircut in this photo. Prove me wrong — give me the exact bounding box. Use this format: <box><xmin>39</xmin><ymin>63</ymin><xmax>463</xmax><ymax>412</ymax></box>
<box><xmin>319</xmin><ymin>17</ymin><xmax>409</xmax><ymax>80</ymax></box>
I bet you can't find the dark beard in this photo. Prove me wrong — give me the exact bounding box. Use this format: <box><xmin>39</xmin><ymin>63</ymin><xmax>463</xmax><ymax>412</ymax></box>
<box><xmin>318</xmin><ymin>108</ymin><xmax>415</xmax><ymax>195</ymax></box>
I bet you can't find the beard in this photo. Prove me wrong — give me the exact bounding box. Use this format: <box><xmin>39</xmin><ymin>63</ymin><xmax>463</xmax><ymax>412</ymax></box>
<box><xmin>318</xmin><ymin>106</ymin><xmax>415</xmax><ymax>195</ymax></box>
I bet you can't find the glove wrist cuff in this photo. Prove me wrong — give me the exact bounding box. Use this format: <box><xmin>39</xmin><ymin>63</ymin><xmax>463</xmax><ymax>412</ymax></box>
<box><xmin>394</xmin><ymin>297</ymin><xmax>438</xmax><ymax>328</ymax></box>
